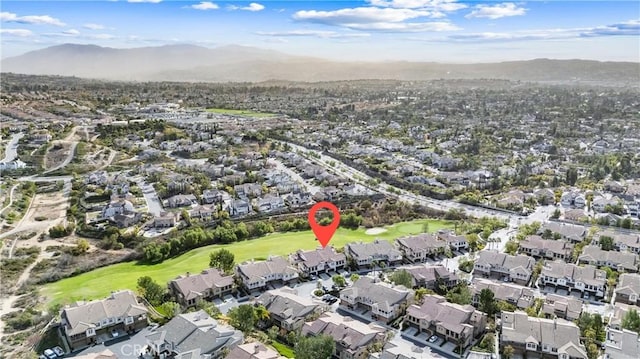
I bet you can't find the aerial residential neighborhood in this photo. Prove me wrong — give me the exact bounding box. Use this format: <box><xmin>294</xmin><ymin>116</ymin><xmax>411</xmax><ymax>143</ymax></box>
<box><xmin>1</xmin><ymin>1</ymin><xmax>640</xmax><ymax>359</ymax></box>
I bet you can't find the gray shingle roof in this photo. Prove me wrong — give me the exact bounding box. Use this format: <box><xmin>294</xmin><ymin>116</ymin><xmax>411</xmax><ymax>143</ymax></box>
<box><xmin>237</xmin><ymin>256</ymin><xmax>298</xmax><ymax>282</ymax></box>
<box><xmin>346</xmin><ymin>239</ymin><xmax>401</xmax><ymax>261</ymax></box>
<box><xmin>62</xmin><ymin>290</ymin><xmax>147</xmax><ymax>336</ymax></box>
<box><xmin>146</xmin><ymin>310</ymin><xmax>243</xmax><ymax>356</ymax></box>
<box><xmin>407</xmin><ymin>295</ymin><xmax>480</xmax><ymax>335</ymax></box>
<box><xmin>340</xmin><ymin>276</ymin><xmax>412</xmax><ymax>312</ymax></box>
<box><xmin>170</xmin><ymin>268</ymin><xmax>234</xmax><ymax>300</ymax></box>
<box><xmin>578</xmin><ymin>246</ymin><xmax>638</xmax><ymax>271</ymax></box>
<box><xmin>301</xmin><ymin>312</ymin><xmax>386</xmax><ymax>353</ymax></box>
<box><xmin>255</xmin><ymin>288</ymin><xmax>320</xmax><ymax>324</ymax></box>
<box><xmin>616</xmin><ymin>273</ymin><xmax>640</xmax><ymax>297</ymax></box>
<box><xmin>289</xmin><ymin>246</ymin><xmax>345</xmax><ymax>269</ymax></box>
<box><xmin>542</xmin><ymin>261</ymin><xmax>607</xmax><ymax>286</ymax></box>
<box><xmin>501</xmin><ymin>311</ymin><xmax>587</xmax><ymax>358</ymax></box>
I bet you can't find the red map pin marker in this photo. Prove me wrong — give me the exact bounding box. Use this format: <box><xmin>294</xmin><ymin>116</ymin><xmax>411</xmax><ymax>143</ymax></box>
<box><xmin>308</xmin><ymin>201</ymin><xmax>340</xmax><ymax>248</ymax></box>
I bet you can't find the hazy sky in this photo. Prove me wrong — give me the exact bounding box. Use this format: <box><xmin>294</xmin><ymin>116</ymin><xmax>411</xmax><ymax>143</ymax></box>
<box><xmin>1</xmin><ymin>0</ymin><xmax>639</xmax><ymax>62</ymax></box>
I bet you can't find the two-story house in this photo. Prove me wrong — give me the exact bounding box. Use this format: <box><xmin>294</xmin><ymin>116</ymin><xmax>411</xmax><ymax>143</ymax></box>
<box><xmin>255</xmin><ymin>288</ymin><xmax>324</xmax><ymax>333</ymax></box>
<box><xmin>60</xmin><ymin>291</ymin><xmax>148</xmax><ymax>351</ymax></box>
<box><xmin>235</xmin><ymin>256</ymin><xmax>299</xmax><ymax>291</ymax></box>
<box><xmin>471</xmin><ymin>278</ymin><xmax>535</xmax><ymax>310</ymax></box>
<box><xmin>614</xmin><ymin>273</ymin><xmax>640</xmax><ymax>306</ymax></box>
<box><xmin>541</xmin><ymin>294</ymin><xmax>583</xmax><ymax>321</ymax></box>
<box><xmin>578</xmin><ymin>246</ymin><xmax>638</xmax><ymax>272</ymax></box>
<box><xmin>168</xmin><ymin>268</ymin><xmax>235</xmax><ymax>307</ymax></box>
<box><xmin>345</xmin><ymin>240</ymin><xmax>403</xmax><ymax>268</ymax></box>
<box><xmin>146</xmin><ymin>310</ymin><xmax>243</xmax><ymax>359</ymax></box>
<box><xmin>519</xmin><ymin>235</ymin><xmax>574</xmax><ymax>261</ymax></box>
<box><xmin>301</xmin><ymin>312</ymin><xmax>387</xmax><ymax>359</ymax></box>
<box><xmin>405</xmin><ymin>295</ymin><xmax>487</xmax><ymax>350</ymax></box>
<box><xmin>473</xmin><ymin>251</ymin><xmax>536</xmax><ymax>285</ymax></box>
<box><xmin>395</xmin><ymin>234</ymin><xmax>447</xmax><ymax>262</ymax></box>
<box><xmin>289</xmin><ymin>246</ymin><xmax>346</xmax><ymax>277</ymax></box>
<box><xmin>339</xmin><ymin>276</ymin><xmax>413</xmax><ymax>323</ymax></box>
<box><xmin>500</xmin><ymin>311</ymin><xmax>588</xmax><ymax>359</ymax></box>
<box><xmin>436</xmin><ymin>230</ymin><xmax>469</xmax><ymax>251</ymax></box>
<box><xmin>539</xmin><ymin>261</ymin><xmax>607</xmax><ymax>299</ymax></box>
<box><xmin>404</xmin><ymin>264</ymin><xmax>458</xmax><ymax>290</ymax></box>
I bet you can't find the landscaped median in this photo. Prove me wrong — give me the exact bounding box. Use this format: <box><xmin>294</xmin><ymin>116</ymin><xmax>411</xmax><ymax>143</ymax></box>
<box><xmin>205</xmin><ymin>108</ymin><xmax>277</xmax><ymax>118</ymax></box>
<box><xmin>41</xmin><ymin>218</ymin><xmax>453</xmax><ymax>305</ymax></box>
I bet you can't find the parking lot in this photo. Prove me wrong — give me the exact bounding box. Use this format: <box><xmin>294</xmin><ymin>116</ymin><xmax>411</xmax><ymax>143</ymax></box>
<box><xmin>66</xmin><ymin>327</ymin><xmax>156</xmax><ymax>359</ymax></box>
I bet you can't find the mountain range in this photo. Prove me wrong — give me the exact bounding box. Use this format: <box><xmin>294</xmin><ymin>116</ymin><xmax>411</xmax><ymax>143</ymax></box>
<box><xmin>2</xmin><ymin>44</ymin><xmax>638</xmax><ymax>84</ymax></box>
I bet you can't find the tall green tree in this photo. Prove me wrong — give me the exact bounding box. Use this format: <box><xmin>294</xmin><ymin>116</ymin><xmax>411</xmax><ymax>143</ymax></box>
<box><xmin>389</xmin><ymin>269</ymin><xmax>413</xmax><ymax>288</ymax></box>
<box><xmin>295</xmin><ymin>335</ymin><xmax>335</xmax><ymax>359</ymax></box>
<box><xmin>622</xmin><ymin>309</ymin><xmax>640</xmax><ymax>333</ymax></box>
<box><xmin>137</xmin><ymin>276</ymin><xmax>165</xmax><ymax>306</ymax></box>
<box><xmin>228</xmin><ymin>304</ymin><xmax>258</xmax><ymax>333</ymax></box>
<box><xmin>478</xmin><ymin>288</ymin><xmax>498</xmax><ymax>317</ymax></box>
<box><xmin>209</xmin><ymin>248</ymin><xmax>235</xmax><ymax>273</ymax></box>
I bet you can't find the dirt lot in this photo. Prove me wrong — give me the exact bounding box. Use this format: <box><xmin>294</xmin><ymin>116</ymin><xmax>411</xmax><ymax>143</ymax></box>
<box><xmin>44</xmin><ymin>142</ymin><xmax>72</xmax><ymax>171</ymax></box>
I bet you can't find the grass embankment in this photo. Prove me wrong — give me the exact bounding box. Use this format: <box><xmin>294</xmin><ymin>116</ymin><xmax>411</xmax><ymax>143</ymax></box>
<box><xmin>271</xmin><ymin>341</ymin><xmax>295</xmax><ymax>358</ymax></box>
<box><xmin>42</xmin><ymin>219</ymin><xmax>452</xmax><ymax>304</ymax></box>
<box><xmin>205</xmin><ymin>108</ymin><xmax>277</xmax><ymax>117</ymax></box>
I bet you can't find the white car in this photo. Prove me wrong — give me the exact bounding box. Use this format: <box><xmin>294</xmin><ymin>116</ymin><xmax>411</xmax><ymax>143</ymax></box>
<box><xmin>111</xmin><ymin>329</ymin><xmax>119</xmax><ymax>338</ymax></box>
<box><xmin>52</xmin><ymin>347</ymin><xmax>64</xmax><ymax>357</ymax></box>
<box><xmin>43</xmin><ymin>349</ymin><xmax>57</xmax><ymax>359</ymax></box>
<box><xmin>428</xmin><ymin>335</ymin><xmax>438</xmax><ymax>343</ymax></box>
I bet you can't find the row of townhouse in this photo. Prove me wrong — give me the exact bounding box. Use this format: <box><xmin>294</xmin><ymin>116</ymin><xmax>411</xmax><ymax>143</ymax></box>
<box><xmin>539</xmin><ymin>261</ymin><xmax>608</xmax><ymax>299</ymax></box>
<box><xmin>500</xmin><ymin>311</ymin><xmax>589</xmax><ymax>359</ymax></box>
<box><xmin>473</xmin><ymin>250</ymin><xmax>536</xmax><ymax>285</ymax></box>
<box><xmin>254</xmin><ymin>284</ymin><xmax>489</xmax><ymax>356</ymax></box>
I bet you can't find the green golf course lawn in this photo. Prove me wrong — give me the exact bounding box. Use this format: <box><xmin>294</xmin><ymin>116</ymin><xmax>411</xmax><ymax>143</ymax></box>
<box><xmin>42</xmin><ymin>218</ymin><xmax>452</xmax><ymax>304</ymax></box>
<box><xmin>205</xmin><ymin>108</ymin><xmax>277</xmax><ymax>117</ymax></box>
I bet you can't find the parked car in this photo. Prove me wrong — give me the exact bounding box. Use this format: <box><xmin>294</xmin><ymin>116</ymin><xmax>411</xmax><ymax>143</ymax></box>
<box><xmin>43</xmin><ymin>349</ymin><xmax>57</xmax><ymax>359</ymax></box>
<box><xmin>428</xmin><ymin>335</ymin><xmax>438</xmax><ymax>343</ymax></box>
<box><xmin>52</xmin><ymin>347</ymin><xmax>64</xmax><ymax>357</ymax></box>
<box><xmin>111</xmin><ymin>329</ymin><xmax>119</xmax><ymax>338</ymax></box>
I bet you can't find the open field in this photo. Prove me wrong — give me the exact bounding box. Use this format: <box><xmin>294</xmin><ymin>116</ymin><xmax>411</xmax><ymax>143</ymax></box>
<box><xmin>205</xmin><ymin>108</ymin><xmax>277</xmax><ymax>117</ymax></box>
<box><xmin>41</xmin><ymin>219</ymin><xmax>452</xmax><ymax>304</ymax></box>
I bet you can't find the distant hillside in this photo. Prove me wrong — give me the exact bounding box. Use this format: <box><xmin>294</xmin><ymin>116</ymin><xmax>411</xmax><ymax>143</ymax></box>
<box><xmin>2</xmin><ymin>43</ymin><xmax>638</xmax><ymax>84</ymax></box>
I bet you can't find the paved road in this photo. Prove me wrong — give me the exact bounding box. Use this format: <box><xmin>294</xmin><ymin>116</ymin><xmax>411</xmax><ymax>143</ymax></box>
<box><xmin>268</xmin><ymin>158</ymin><xmax>321</xmax><ymax>195</ymax></box>
<box><xmin>136</xmin><ymin>180</ymin><xmax>163</xmax><ymax>216</ymax></box>
<box><xmin>1</xmin><ymin>132</ymin><xmax>24</xmax><ymax>163</ymax></box>
<box><xmin>282</xmin><ymin>141</ymin><xmax>520</xmax><ymax>223</ymax></box>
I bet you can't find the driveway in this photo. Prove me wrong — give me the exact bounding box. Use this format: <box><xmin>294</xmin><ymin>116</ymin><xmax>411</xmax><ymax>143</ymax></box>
<box><xmin>67</xmin><ymin>327</ymin><xmax>154</xmax><ymax>358</ymax></box>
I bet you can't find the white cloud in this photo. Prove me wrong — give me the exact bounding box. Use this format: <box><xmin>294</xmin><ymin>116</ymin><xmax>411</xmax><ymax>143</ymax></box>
<box><xmin>228</xmin><ymin>3</ymin><xmax>265</xmax><ymax>12</ymax></box>
<box><xmin>127</xmin><ymin>0</ymin><xmax>162</xmax><ymax>3</ymax></box>
<box><xmin>243</xmin><ymin>3</ymin><xmax>265</xmax><ymax>12</ymax></box>
<box><xmin>351</xmin><ymin>21</ymin><xmax>459</xmax><ymax>32</ymax></box>
<box><xmin>466</xmin><ymin>3</ymin><xmax>527</xmax><ymax>20</ymax></box>
<box><xmin>89</xmin><ymin>34</ymin><xmax>116</xmax><ymax>40</ymax></box>
<box><xmin>417</xmin><ymin>19</ymin><xmax>640</xmax><ymax>42</ymax></box>
<box><xmin>43</xmin><ymin>29</ymin><xmax>81</xmax><ymax>37</ymax></box>
<box><xmin>0</xmin><ymin>12</ymin><xmax>66</xmax><ymax>26</ymax></box>
<box><xmin>63</xmin><ymin>29</ymin><xmax>80</xmax><ymax>35</ymax></box>
<box><xmin>190</xmin><ymin>2</ymin><xmax>219</xmax><ymax>10</ymax></box>
<box><xmin>368</xmin><ymin>0</ymin><xmax>466</xmax><ymax>12</ymax></box>
<box><xmin>256</xmin><ymin>30</ymin><xmax>370</xmax><ymax>39</ymax></box>
<box><xmin>83</xmin><ymin>23</ymin><xmax>105</xmax><ymax>30</ymax></box>
<box><xmin>0</xmin><ymin>28</ymin><xmax>34</xmax><ymax>37</ymax></box>
<box><xmin>292</xmin><ymin>7</ymin><xmax>459</xmax><ymax>32</ymax></box>
<box><xmin>294</xmin><ymin>7</ymin><xmax>437</xmax><ymax>24</ymax></box>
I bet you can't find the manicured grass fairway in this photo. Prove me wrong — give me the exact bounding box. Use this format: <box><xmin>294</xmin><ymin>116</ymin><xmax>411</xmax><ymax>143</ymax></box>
<box><xmin>42</xmin><ymin>219</ymin><xmax>452</xmax><ymax>304</ymax></box>
<box><xmin>205</xmin><ymin>108</ymin><xmax>277</xmax><ymax>117</ymax></box>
